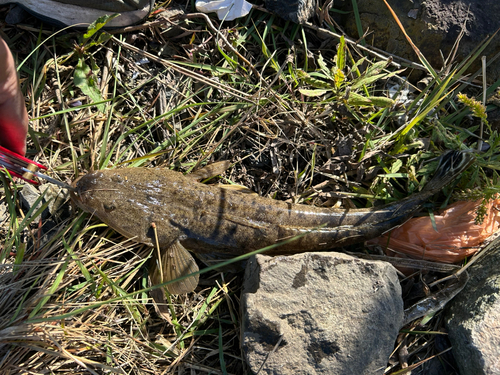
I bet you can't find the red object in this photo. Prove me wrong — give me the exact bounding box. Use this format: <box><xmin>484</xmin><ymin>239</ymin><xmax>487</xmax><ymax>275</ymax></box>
<box><xmin>367</xmin><ymin>199</ymin><xmax>500</xmax><ymax>263</ymax></box>
<box><xmin>0</xmin><ymin>145</ymin><xmax>46</xmax><ymax>184</ymax></box>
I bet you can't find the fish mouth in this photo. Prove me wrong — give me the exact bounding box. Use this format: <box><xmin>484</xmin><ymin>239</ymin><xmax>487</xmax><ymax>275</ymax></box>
<box><xmin>69</xmin><ymin>175</ymin><xmax>88</xmax><ymax>211</ymax></box>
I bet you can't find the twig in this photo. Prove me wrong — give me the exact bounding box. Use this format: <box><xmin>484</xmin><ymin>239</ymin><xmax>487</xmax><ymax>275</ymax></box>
<box><xmin>107</xmin><ymin>16</ymin><xmax>176</xmax><ymax>35</ymax></box>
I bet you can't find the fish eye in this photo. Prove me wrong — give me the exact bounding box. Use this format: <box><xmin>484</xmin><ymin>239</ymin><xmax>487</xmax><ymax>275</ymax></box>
<box><xmin>103</xmin><ymin>203</ymin><xmax>116</xmax><ymax>212</ymax></box>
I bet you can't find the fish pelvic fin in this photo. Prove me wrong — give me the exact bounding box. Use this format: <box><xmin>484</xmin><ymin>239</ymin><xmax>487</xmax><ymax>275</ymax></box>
<box><xmin>150</xmin><ymin>240</ymin><xmax>200</xmax><ymax>294</ymax></box>
<box><xmin>423</xmin><ymin>150</ymin><xmax>475</xmax><ymax>193</ymax></box>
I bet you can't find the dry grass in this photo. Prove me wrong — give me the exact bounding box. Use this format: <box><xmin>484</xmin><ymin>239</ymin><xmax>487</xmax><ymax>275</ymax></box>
<box><xmin>1</xmin><ymin>2</ymin><xmax>499</xmax><ymax>374</ymax></box>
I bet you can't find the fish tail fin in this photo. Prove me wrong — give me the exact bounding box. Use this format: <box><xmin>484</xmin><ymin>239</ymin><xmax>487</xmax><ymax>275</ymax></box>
<box><xmin>422</xmin><ymin>150</ymin><xmax>475</xmax><ymax>193</ymax></box>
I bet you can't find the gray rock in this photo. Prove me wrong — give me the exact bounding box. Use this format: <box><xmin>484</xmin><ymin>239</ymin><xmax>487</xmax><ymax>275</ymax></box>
<box><xmin>18</xmin><ymin>184</ymin><xmax>71</xmax><ymax>249</ymax></box>
<box><xmin>340</xmin><ymin>0</ymin><xmax>500</xmax><ymax>83</ymax></box>
<box><xmin>40</xmin><ymin>184</ymin><xmax>70</xmax><ymax>219</ymax></box>
<box><xmin>240</xmin><ymin>252</ymin><xmax>403</xmax><ymax>374</ymax></box>
<box><xmin>19</xmin><ymin>184</ymin><xmax>70</xmax><ymax>219</ymax></box>
<box><xmin>19</xmin><ymin>184</ymin><xmax>44</xmax><ymax>214</ymax></box>
<box><xmin>445</xmin><ymin>237</ymin><xmax>500</xmax><ymax>375</ymax></box>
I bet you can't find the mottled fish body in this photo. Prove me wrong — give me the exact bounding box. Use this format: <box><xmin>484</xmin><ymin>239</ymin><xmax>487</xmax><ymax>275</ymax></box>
<box><xmin>71</xmin><ymin>151</ymin><xmax>474</xmax><ymax>294</ymax></box>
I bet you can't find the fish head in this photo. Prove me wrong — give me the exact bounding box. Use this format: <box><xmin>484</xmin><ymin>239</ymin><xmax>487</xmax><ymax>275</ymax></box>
<box><xmin>70</xmin><ymin>170</ymin><xmax>143</xmax><ymax>241</ymax></box>
<box><xmin>71</xmin><ymin>171</ymin><xmax>111</xmax><ymax>214</ymax></box>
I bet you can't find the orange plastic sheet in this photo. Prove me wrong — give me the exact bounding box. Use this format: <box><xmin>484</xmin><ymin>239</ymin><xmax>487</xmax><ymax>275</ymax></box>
<box><xmin>367</xmin><ymin>199</ymin><xmax>500</xmax><ymax>263</ymax></box>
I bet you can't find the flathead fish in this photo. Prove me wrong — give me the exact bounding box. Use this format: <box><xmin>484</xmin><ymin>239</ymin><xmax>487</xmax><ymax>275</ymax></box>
<box><xmin>71</xmin><ymin>151</ymin><xmax>474</xmax><ymax>294</ymax></box>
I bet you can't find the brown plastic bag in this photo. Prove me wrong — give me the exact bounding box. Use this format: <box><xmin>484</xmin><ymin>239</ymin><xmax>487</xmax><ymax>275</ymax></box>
<box><xmin>367</xmin><ymin>199</ymin><xmax>500</xmax><ymax>263</ymax></box>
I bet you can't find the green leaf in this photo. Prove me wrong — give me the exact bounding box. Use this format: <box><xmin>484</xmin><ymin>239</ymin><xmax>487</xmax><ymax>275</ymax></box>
<box><xmin>365</xmin><ymin>59</ymin><xmax>389</xmax><ymax>76</ymax></box>
<box><xmin>13</xmin><ymin>243</ymin><xmax>25</xmax><ymax>274</ymax></box>
<box><xmin>347</xmin><ymin>92</ymin><xmax>373</xmax><ymax>106</ymax></box>
<box><xmin>350</xmin><ymin>56</ymin><xmax>367</xmax><ymax>75</ymax></box>
<box><xmin>351</xmin><ymin>73</ymin><xmax>388</xmax><ymax>90</ymax></box>
<box><xmin>87</xmin><ymin>31</ymin><xmax>112</xmax><ymax>48</ymax></box>
<box><xmin>337</xmin><ymin>36</ymin><xmax>346</xmax><ymax>70</ymax></box>
<box><xmin>334</xmin><ymin>69</ymin><xmax>345</xmax><ymax>89</ymax></box>
<box><xmin>368</xmin><ymin>96</ymin><xmax>395</xmax><ymax>107</ymax></box>
<box><xmin>317</xmin><ymin>53</ymin><xmax>329</xmax><ymax>75</ymax></box>
<box><xmin>317</xmin><ymin>53</ymin><xmax>327</xmax><ymax>70</ymax></box>
<box><xmin>379</xmin><ymin>173</ymin><xmax>409</xmax><ymax>178</ymax></box>
<box><xmin>74</xmin><ymin>57</ymin><xmax>105</xmax><ymax>112</ymax></box>
<box><xmin>298</xmin><ymin>70</ymin><xmax>332</xmax><ymax>89</ymax></box>
<box><xmin>391</xmin><ymin>159</ymin><xmax>403</xmax><ymax>173</ymax></box>
<box><xmin>299</xmin><ymin>89</ymin><xmax>329</xmax><ymax>97</ymax></box>
<box><xmin>346</xmin><ymin>92</ymin><xmax>394</xmax><ymax>108</ymax></box>
<box><xmin>83</xmin><ymin>14</ymin><xmax>119</xmax><ymax>41</ymax></box>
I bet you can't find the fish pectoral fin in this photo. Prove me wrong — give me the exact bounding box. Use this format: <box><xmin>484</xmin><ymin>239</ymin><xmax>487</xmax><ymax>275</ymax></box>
<box><xmin>188</xmin><ymin>160</ymin><xmax>231</xmax><ymax>180</ymax></box>
<box><xmin>150</xmin><ymin>240</ymin><xmax>200</xmax><ymax>294</ymax></box>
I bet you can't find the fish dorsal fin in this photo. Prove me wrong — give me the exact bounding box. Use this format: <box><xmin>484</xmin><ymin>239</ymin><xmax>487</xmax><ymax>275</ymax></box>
<box><xmin>189</xmin><ymin>161</ymin><xmax>256</xmax><ymax>195</ymax></box>
<box><xmin>150</xmin><ymin>240</ymin><xmax>199</xmax><ymax>294</ymax></box>
<box><xmin>189</xmin><ymin>161</ymin><xmax>231</xmax><ymax>180</ymax></box>
<box><xmin>219</xmin><ymin>183</ymin><xmax>258</xmax><ymax>195</ymax></box>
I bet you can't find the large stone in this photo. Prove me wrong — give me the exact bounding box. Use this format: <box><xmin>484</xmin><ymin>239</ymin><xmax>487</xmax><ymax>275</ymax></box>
<box><xmin>445</xmin><ymin>237</ymin><xmax>500</xmax><ymax>375</ymax></box>
<box><xmin>340</xmin><ymin>0</ymin><xmax>500</xmax><ymax>83</ymax></box>
<box><xmin>240</xmin><ymin>252</ymin><xmax>403</xmax><ymax>374</ymax></box>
